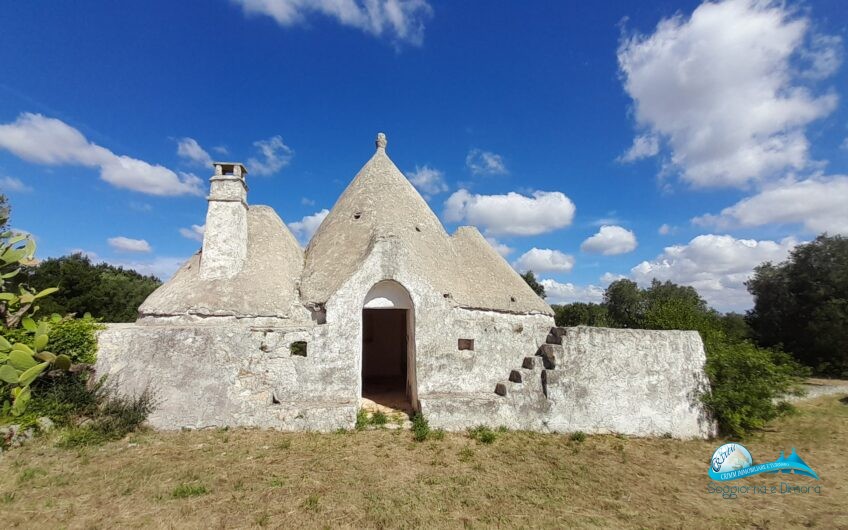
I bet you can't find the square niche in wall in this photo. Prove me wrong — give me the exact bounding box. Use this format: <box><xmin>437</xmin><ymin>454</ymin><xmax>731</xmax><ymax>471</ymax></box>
<box><xmin>458</xmin><ymin>339</ymin><xmax>475</xmax><ymax>351</ymax></box>
<box><xmin>290</xmin><ymin>341</ymin><xmax>308</xmax><ymax>357</ymax></box>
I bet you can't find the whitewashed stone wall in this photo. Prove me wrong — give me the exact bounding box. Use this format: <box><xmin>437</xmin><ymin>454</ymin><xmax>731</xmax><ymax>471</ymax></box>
<box><xmin>546</xmin><ymin>327</ymin><xmax>715</xmax><ymax>438</ymax></box>
<box><xmin>95</xmin><ymin>236</ymin><xmax>716</xmax><ymax>438</ymax></box>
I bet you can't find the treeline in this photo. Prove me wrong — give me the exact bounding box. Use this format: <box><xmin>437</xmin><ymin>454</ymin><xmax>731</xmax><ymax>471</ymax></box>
<box><xmin>10</xmin><ymin>254</ymin><xmax>161</xmax><ymax>323</ymax></box>
<box><xmin>553</xmin><ymin>281</ymin><xmax>750</xmax><ymax>343</ymax></box>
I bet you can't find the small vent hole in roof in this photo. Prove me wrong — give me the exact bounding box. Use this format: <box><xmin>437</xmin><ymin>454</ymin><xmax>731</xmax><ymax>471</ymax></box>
<box><xmin>353</xmin><ymin>212</ymin><xmax>362</xmax><ymax>220</ymax></box>
<box><xmin>510</xmin><ymin>296</ymin><xmax>517</xmax><ymax>302</ymax></box>
<box><xmin>415</xmin><ymin>226</ymin><xmax>421</xmax><ymax>232</ymax></box>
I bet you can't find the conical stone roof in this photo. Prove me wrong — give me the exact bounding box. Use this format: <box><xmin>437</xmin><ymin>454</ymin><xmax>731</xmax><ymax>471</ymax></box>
<box><xmin>140</xmin><ymin>205</ymin><xmax>306</xmax><ymax>320</ymax></box>
<box><xmin>300</xmin><ymin>134</ymin><xmax>552</xmax><ymax>315</ymax></box>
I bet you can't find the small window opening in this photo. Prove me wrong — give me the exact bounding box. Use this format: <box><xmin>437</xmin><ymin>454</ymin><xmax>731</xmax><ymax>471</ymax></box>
<box><xmin>271</xmin><ymin>393</ymin><xmax>281</xmax><ymax>404</ymax></box>
<box><xmin>415</xmin><ymin>225</ymin><xmax>422</xmax><ymax>232</ymax></box>
<box><xmin>290</xmin><ymin>341</ymin><xmax>308</xmax><ymax>357</ymax></box>
<box><xmin>443</xmin><ymin>293</ymin><xmax>452</xmax><ymax>299</ymax></box>
<box><xmin>510</xmin><ymin>296</ymin><xmax>517</xmax><ymax>302</ymax></box>
<box><xmin>458</xmin><ymin>339</ymin><xmax>475</xmax><ymax>351</ymax></box>
<box><xmin>353</xmin><ymin>212</ymin><xmax>362</xmax><ymax>220</ymax></box>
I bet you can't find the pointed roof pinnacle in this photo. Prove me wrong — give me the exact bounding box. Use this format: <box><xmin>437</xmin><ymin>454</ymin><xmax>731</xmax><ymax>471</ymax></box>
<box><xmin>376</xmin><ymin>132</ymin><xmax>387</xmax><ymax>151</ymax></box>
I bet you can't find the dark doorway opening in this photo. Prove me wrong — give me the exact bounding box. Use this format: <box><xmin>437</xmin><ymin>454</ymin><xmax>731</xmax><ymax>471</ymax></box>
<box><xmin>362</xmin><ymin>308</ymin><xmax>412</xmax><ymax>413</ymax></box>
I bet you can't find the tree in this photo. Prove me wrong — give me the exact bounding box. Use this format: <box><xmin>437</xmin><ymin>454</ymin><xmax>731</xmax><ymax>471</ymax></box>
<box><xmin>718</xmin><ymin>312</ymin><xmax>751</xmax><ymax>343</ymax></box>
<box><xmin>747</xmin><ymin>234</ymin><xmax>848</xmax><ymax>376</ymax></box>
<box><xmin>521</xmin><ymin>271</ymin><xmax>546</xmax><ymax>299</ymax></box>
<box><xmin>603</xmin><ymin>279</ymin><xmax>644</xmax><ymax>328</ymax></box>
<box><xmin>11</xmin><ymin>253</ymin><xmax>161</xmax><ymax>322</ymax></box>
<box><xmin>0</xmin><ymin>194</ymin><xmax>8</xmax><ymax>232</ymax></box>
<box><xmin>553</xmin><ymin>302</ymin><xmax>608</xmax><ymax>327</ymax></box>
<box><xmin>642</xmin><ymin>279</ymin><xmax>713</xmax><ymax>332</ymax></box>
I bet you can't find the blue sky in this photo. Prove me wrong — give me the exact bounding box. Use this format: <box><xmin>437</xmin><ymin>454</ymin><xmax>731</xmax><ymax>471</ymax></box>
<box><xmin>1</xmin><ymin>0</ymin><xmax>846</xmax><ymax>312</ymax></box>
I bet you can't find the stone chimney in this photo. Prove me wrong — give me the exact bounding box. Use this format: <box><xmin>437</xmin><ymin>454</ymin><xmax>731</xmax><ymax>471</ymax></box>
<box><xmin>200</xmin><ymin>162</ymin><xmax>249</xmax><ymax>280</ymax></box>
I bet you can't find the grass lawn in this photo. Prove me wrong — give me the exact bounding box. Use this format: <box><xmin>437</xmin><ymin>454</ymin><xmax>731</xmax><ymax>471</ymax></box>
<box><xmin>1</xmin><ymin>395</ymin><xmax>846</xmax><ymax>529</ymax></box>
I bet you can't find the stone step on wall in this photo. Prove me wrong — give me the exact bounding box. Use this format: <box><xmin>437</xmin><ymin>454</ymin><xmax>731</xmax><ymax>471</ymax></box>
<box><xmin>494</xmin><ymin>326</ymin><xmax>568</xmax><ymax>399</ymax></box>
<box><xmin>496</xmin><ymin>365</ymin><xmax>543</xmax><ymax>397</ymax></box>
<box><xmin>497</xmin><ymin>359</ymin><xmax>546</xmax><ymax>394</ymax></box>
<box><xmin>538</xmin><ymin>343</ymin><xmax>565</xmax><ymax>369</ymax></box>
<box><xmin>521</xmin><ymin>356</ymin><xmax>543</xmax><ymax>370</ymax></box>
<box><xmin>545</xmin><ymin>327</ymin><xmax>567</xmax><ymax>345</ymax></box>
<box><xmin>541</xmin><ymin>368</ymin><xmax>566</xmax><ymax>401</ymax></box>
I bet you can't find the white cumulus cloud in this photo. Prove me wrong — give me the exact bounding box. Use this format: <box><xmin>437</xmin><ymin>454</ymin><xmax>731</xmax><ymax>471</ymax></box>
<box><xmin>618</xmin><ymin>134</ymin><xmax>659</xmax><ymax>163</ymax></box>
<box><xmin>513</xmin><ymin>248</ymin><xmax>575</xmax><ymax>273</ymax></box>
<box><xmin>540</xmin><ymin>279</ymin><xmax>604</xmax><ymax>305</ymax></box>
<box><xmin>233</xmin><ymin>0</ymin><xmax>433</xmax><ymax>46</ymax></box>
<box><xmin>248</xmin><ymin>135</ymin><xmax>293</xmax><ymax>176</ymax></box>
<box><xmin>580</xmin><ymin>225</ymin><xmax>638</xmax><ymax>255</ymax></box>
<box><xmin>179</xmin><ymin>224</ymin><xmax>206</xmax><ymax>242</ymax></box>
<box><xmin>111</xmin><ymin>256</ymin><xmax>187</xmax><ymax>281</ymax></box>
<box><xmin>69</xmin><ymin>249</ymin><xmax>185</xmax><ymax>281</ymax></box>
<box><xmin>443</xmin><ymin>189</ymin><xmax>575</xmax><ymax>236</ymax></box>
<box><xmin>465</xmin><ymin>149</ymin><xmax>508</xmax><ymax>176</ymax></box>
<box><xmin>1</xmin><ymin>176</ymin><xmax>32</xmax><ymax>193</ymax></box>
<box><xmin>693</xmin><ymin>176</ymin><xmax>848</xmax><ymax>235</ymax></box>
<box><xmin>618</xmin><ymin>0</ymin><xmax>840</xmax><ymax>188</ymax></box>
<box><xmin>600</xmin><ymin>272</ymin><xmax>626</xmax><ymax>285</ymax></box>
<box><xmin>108</xmin><ymin>236</ymin><xmax>152</xmax><ymax>253</ymax></box>
<box><xmin>485</xmin><ymin>237</ymin><xmax>514</xmax><ymax>258</ymax></box>
<box><xmin>176</xmin><ymin>137</ymin><xmax>213</xmax><ymax>167</ymax></box>
<box><xmin>288</xmin><ymin>208</ymin><xmax>329</xmax><ymax>244</ymax></box>
<box><xmin>406</xmin><ymin>165</ymin><xmax>448</xmax><ymax>198</ymax></box>
<box><xmin>0</xmin><ymin>113</ymin><xmax>203</xmax><ymax>196</ymax></box>
<box><xmin>630</xmin><ymin>234</ymin><xmax>798</xmax><ymax>311</ymax></box>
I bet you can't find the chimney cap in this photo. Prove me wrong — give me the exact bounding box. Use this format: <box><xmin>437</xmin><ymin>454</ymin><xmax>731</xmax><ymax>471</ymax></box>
<box><xmin>213</xmin><ymin>162</ymin><xmax>248</xmax><ymax>176</ymax></box>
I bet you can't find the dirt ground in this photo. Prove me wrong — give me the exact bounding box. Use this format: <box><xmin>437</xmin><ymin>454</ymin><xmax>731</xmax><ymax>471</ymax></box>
<box><xmin>0</xmin><ymin>394</ymin><xmax>845</xmax><ymax>529</ymax></box>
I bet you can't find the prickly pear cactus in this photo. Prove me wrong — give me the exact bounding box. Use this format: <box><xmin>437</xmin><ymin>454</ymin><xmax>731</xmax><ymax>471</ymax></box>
<box><xmin>0</xmin><ymin>207</ymin><xmax>66</xmax><ymax>416</ymax></box>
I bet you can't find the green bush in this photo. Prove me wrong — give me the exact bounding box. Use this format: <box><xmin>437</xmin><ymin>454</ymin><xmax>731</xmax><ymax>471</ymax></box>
<box><xmin>702</xmin><ymin>337</ymin><xmax>807</xmax><ymax>438</ymax></box>
<box><xmin>355</xmin><ymin>409</ymin><xmax>369</xmax><ymax>431</ymax></box>
<box><xmin>46</xmin><ymin>315</ymin><xmax>103</xmax><ymax>364</ymax></box>
<box><xmin>370</xmin><ymin>411</ymin><xmax>388</xmax><ymax>426</ymax></box>
<box><xmin>0</xmin><ymin>371</ymin><xmax>98</xmax><ymax>430</ymax></box>
<box><xmin>171</xmin><ymin>483</ymin><xmax>208</xmax><ymax>499</ymax></box>
<box><xmin>0</xmin><ymin>314</ymin><xmax>102</xmax><ymax>427</ymax></box>
<box><xmin>56</xmin><ymin>385</ymin><xmax>155</xmax><ymax>448</ymax></box>
<box><xmin>2</xmin><ymin>315</ymin><xmax>102</xmax><ymax>365</ymax></box>
<box><xmin>411</xmin><ymin>412</ymin><xmax>430</xmax><ymax>442</ymax></box>
<box><xmin>468</xmin><ymin>425</ymin><xmax>496</xmax><ymax>444</ymax></box>
<box><xmin>569</xmin><ymin>431</ymin><xmax>586</xmax><ymax>443</ymax></box>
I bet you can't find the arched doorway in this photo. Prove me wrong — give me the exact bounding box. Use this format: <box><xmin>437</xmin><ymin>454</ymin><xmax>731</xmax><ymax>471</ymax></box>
<box><xmin>361</xmin><ymin>281</ymin><xmax>417</xmax><ymax>414</ymax></box>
